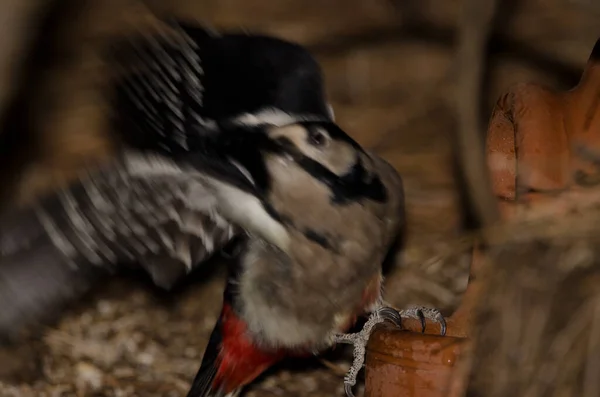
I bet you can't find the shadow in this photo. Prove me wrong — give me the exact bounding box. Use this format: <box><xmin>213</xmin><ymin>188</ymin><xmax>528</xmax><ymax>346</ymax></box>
<box><xmin>0</xmin><ymin>0</ymin><xmax>91</xmax><ymax>209</ymax></box>
<box><xmin>381</xmin><ymin>218</ymin><xmax>406</xmax><ymax>276</ymax></box>
<box><xmin>309</xmin><ymin>22</ymin><xmax>583</xmax><ymax>90</ymax></box>
<box><xmin>480</xmin><ymin>0</ymin><xmax>520</xmax><ymax>126</ymax></box>
<box><xmin>245</xmin><ymin>346</ymin><xmax>355</xmax><ymax>395</ymax></box>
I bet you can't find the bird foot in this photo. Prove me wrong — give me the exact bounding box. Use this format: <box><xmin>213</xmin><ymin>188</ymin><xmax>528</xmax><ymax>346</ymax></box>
<box><xmin>397</xmin><ymin>306</ymin><xmax>447</xmax><ymax>335</ymax></box>
<box><xmin>333</xmin><ymin>305</ymin><xmax>446</xmax><ymax>397</ymax></box>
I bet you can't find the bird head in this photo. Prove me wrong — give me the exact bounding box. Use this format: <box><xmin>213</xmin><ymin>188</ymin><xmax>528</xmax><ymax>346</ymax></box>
<box><xmin>208</xmin><ymin>112</ymin><xmax>403</xmax><ymax>262</ymax></box>
<box><xmin>215</xmin><ymin>111</ymin><xmax>386</xmax><ymax>200</ymax></box>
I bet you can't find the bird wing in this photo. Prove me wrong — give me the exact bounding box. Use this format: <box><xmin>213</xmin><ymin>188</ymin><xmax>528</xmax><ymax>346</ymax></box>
<box><xmin>108</xmin><ymin>22</ymin><xmax>216</xmax><ymax>156</ymax></box>
<box><xmin>106</xmin><ymin>19</ymin><xmax>334</xmax><ymax>156</ymax></box>
<box><xmin>0</xmin><ymin>149</ymin><xmax>260</xmax><ymax>338</ymax></box>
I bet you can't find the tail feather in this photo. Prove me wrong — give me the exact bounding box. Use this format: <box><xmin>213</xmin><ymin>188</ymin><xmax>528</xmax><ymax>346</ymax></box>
<box><xmin>187</xmin><ymin>315</ymin><xmax>226</xmax><ymax>397</ymax></box>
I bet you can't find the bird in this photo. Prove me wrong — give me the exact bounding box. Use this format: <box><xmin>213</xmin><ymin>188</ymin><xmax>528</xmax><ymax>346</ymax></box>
<box><xmin>105</xmin><ymin>21</ymin><xmax>446</xmax><ymax>396</ymax></box>
<box><xmin>0</xmin><ymin>18</ymin><xmax>446</xmax><ymax>396</ymax></box>
<box><xmin>0</xmin><ymin>10</ymin><xmax>339</xmax><ymax>339</ymax></box>
<box><xmin>183</xmin><ymin>119</ymin><xmax>447</xmax><ymax>397</ymax></box>
<box><xmin>0</xmin><ymin>17</ymin><xmax>341</xmax><ymax>335</ymax></box>
<box><xmin>0</xmin><ymin>116</ymin><xmax>445</xmax><ymax>397</ymax></box>
<box><xmin>104</xmin><ymin>17</ymin><xmax>338</xmax><ymax>262</ymax></box>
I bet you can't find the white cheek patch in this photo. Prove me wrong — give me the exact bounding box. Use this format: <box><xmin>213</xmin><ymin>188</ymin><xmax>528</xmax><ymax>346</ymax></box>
<box><xmin>267</xmin><ymin>124</ymin><xmax>307</xmax><ymax>142</ymax></box>
<box><xmin>230</xmin><ymin>107</ymin><xmax>330</xmax><ymax>127</ymax></box>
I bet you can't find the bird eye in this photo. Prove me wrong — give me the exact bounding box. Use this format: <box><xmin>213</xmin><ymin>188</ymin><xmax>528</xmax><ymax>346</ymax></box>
<box><xmin>307</xmin><ymin>128</ymin><xmax>328</xmax><ymax>147</ymax></box>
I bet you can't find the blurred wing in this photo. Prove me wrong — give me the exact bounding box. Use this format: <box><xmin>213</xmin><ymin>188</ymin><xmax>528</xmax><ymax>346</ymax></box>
<box><xmin>108</xmin><ymin>23</ymin><xmax>216</xmax><ymax>156</ymax></box>
<box><xmin>106</xmin><ymin>20</ymin><xmax>334</xmax><ymax>155</ymax></box>
<box><xmin>0</xmin><ymin>150</ymin><xmax>251</xmax><ymax>338</ymax></box>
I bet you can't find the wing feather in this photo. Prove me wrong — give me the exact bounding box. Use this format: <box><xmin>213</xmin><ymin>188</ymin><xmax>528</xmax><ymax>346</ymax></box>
<box><xmin>106</xmin><ymin>20</ymin><xmax>333</xmax><ymax>155</ymax></box>
<box><xmin>0</xmin><ymin>150</ymin><xmax>248</xmax><ymax>338</ymax></box>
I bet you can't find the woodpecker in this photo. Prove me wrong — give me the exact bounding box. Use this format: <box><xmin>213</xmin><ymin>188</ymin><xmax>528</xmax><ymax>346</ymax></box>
<box><xmin>185</xmin><ymin>121</ymin><xmax>393</xmax><ymax>397</ymax></box>
<box><xmin>0</xmin><ymin>117</ymin><xmax>444</xmax><ymax>396</ymax></box>
<box><xmin>106</xmin><ymin>21</ymin><xmax>445</xmax><ymax>396</ymax></box>
<box><xmin>0</xmin><ymin>19</ymin><xmax>446</xmax><ymax>396</ymax></box>
<box><xmin>112</xmin><ymin>20</ymin><xmax>447</xmax><ymax>396</ymax></box>
<box><xmin>104</xmin><ymin>18</ymin><xmax>339</xmax><ymax>262</ymax></box>
<box><xmin>0</xmin><ymin>17</ymin><xmax>341</xmax><ymax>322</ymax></box>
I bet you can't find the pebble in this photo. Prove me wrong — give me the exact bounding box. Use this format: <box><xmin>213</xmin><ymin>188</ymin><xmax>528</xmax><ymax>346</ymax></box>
<box><xmin>75</xmin><ymin>362</ymin><xmax>104</xmax><ymax>392</ymax></box>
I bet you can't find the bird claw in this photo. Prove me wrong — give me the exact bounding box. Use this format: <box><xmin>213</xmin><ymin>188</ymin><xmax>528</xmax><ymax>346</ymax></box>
<box><xmin>344</xmin><ymin>383</ymin><xmax>354</xmax><ymax>397</ymax></box>
<box><xmin>397</xmin><ymin>306</ymin><xmax>447</xmax><ymax>336</ymax></box>
<box><xmin>333</xmin><ymin>305</ymin><xmax>446</xmax><ymax>397</ymax></box>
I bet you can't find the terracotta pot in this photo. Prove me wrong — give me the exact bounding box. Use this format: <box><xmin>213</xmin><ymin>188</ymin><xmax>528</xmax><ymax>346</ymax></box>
<box><xmin>365</xmin><ymin>324</ymin><xmax>468</xmax><ymax>397</ymax></box>
<box><xmin>363</xmin><ymin>273</ymin><xmax>476</xmax><ymax>397</ymax></box>
<box><xmin>365</xmin><ymin>38</ymin><xmax>600</xmax><ymax>397</ymax></box>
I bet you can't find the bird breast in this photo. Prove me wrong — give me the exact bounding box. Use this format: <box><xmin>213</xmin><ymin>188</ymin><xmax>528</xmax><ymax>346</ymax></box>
<box><xmin>235</xmin><ymin>238</ymin><xmax>382</xmax><ymax>351</ymax></box>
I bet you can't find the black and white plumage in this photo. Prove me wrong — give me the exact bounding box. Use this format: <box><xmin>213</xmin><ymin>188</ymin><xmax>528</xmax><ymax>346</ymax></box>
<box><xmin>0</xmin><ymin>148</ymin><xmax>248</xmax><ymax>336</ymax></box>
<box><xmin>0</xmin><ymin>113</ymin><xmax>390</xmax><ymax>339</ymax></box>
<box><xmin>101</xmin><ymin>22</ymin><xmax>445</xmax><ymax>397</ymax></box>
<box><xmin>0</xmin><ymin>151</ymin><xmax>244</xmax><ymax>282</ymax></box>
<box><xmin>0</xmin><ymin>18</ymin><xmax>445</xmax><ymax>397</ymax></box>
<box><xmin>0</xmin><ymin>20</ymin><xmax>344</xmax><ymax>338</ymax></box>
<box><xmin>108</xmin><ymin>19</ymin><xmax>335</xmax><ymax>156</ymax></box>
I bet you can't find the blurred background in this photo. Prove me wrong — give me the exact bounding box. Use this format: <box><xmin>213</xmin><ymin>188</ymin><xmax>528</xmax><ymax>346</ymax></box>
<box><xmin>0</xmin><ymin>0</ymin><xmax>598</xmax><ymax>395</ymax></box>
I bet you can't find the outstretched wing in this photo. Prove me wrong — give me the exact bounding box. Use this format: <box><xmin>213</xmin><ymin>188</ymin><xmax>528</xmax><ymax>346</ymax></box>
<box><xmin>106</xmin><ymin>20</ymin><xmax>334</xmax><ymax>156</ymax></box>
<box><xmin>0</xmin><ymin>149</ymin><xmax>257</xmax><ymax>339</ymax></box>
